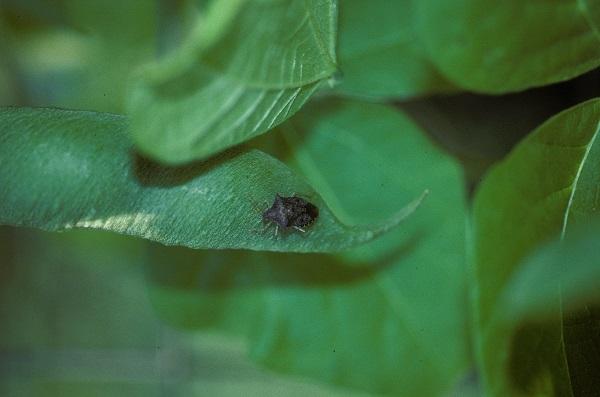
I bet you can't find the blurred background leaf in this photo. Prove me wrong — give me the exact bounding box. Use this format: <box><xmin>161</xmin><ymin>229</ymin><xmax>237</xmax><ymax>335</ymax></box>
<box><xmin>494</xmin><ymin>219</ymin><xmax>600</xmax><ymax>397</ymax></box>
<box><xmin>416</xmin><ymin>0</ymin><xmax>600</xmax><ymax>93</ymax></box>
<box><xmin>128</xmin><ymin>0</ymin><xmax>339</xmax><ymax>164</ymax></box>
<box><xmin>60</xmin><ymin>0</ymin><xmax>157</xmax><ymax>112</ymax></box>
<box><xmin>0</xmin><ymin>228</ymin><xmax>369</xmax><ymax>397</ymax></box>
<box><xmin>498</xmin><ymin>219</ymin><xmax>600</xmax><ymax>323</ymax></box>
<box><xmin>148</xmin><ymin>99</ymin><xmax>470</xmax><ymax>395</ymax></box>
<box><xmin>0</xmin><ymin>0</ymin><xmax>157</xmax><ymax>112</ymax></box>
<box><xmin>581</xmin><ymin>0</ymin><xmax>600</xmax><ymax>37</ymax></box>
<box><xmin>473</xmin><ymin>98</ymin><xmax>600</xmax><ymax>396</ymax></box>
<box><xmin>335</xmin><ymin>0</ymin><xmax>454</xmax><ymax>99</ymax></box>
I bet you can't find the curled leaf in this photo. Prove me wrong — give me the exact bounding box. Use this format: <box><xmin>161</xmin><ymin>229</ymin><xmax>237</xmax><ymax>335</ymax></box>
<box><xmin>0</xmin><ymin>107</ymin><xmax>423</xmax><ymax>252</ymax></box>
<box><xmin>128</xmin><ymin>0</ymin><xmax>338</xmax><ymax>164</ymax></box>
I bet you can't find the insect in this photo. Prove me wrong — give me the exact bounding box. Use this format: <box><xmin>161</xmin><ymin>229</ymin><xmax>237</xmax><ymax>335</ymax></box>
<box><xmin>262</xmin><ymin>193</ymin><xmax>319</xmax><ymax>235</ymax></box>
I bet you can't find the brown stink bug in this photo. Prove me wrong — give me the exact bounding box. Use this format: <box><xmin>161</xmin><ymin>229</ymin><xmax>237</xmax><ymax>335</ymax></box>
<box><xmin>262</xmin><ymin>193</ymin><xmax>319</xmax><ymax>235</ymax></box>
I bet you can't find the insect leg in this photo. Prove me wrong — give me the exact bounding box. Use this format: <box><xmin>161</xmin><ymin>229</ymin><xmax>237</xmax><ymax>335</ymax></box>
<box><xmin>293</xmin><ymin>226</ymin><xmax>306</xmax><ymax>233</ymax></box>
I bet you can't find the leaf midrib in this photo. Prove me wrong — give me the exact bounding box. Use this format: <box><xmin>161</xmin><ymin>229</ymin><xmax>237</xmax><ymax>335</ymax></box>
<box><xmin>557</xmin><ymin>120</ymin><xmax>599</xmax><ymax>397</ymax></box>
<box><xmin>560</xmin><ymin>121</ymin><xmax>600</xmax><ymax>238</ymax></box>
<box><xmin>486</xmin><ymin>120</ymin><xmax>600</xmax><ymax>327</ymax></box>
<box><xmin>485</xmin><ymin>113</ymin><xmax>600</xmax><ymax>396</ymax></box>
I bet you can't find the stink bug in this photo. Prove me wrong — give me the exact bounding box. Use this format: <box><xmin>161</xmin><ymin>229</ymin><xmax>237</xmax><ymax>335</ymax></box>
<box><xmin>262</xmin><ymin>193</ymin><xmax>319</xmax><ymax>235</ymax></box>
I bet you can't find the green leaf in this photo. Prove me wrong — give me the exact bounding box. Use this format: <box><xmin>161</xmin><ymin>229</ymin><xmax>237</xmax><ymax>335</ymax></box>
<box><xmin>0</xmin><ymin>0</ymin><xmax>157</xmax><ymax>112</ymax></box>
<box><xmin>0</xmin><ymin>107</ymin><xmax>424</xmax><ymax>252</ymax></box>
<box><xmin>128</xmin><ymin>0</ymin><xmax>338</xmax><ymax>164</ymax></box>
<box><xmin>0</xmin><ymin>0</ymin><xmax>70</xmax><ymax>27</ymax></box>
<box><xmin>0</xmin><ymin>22</ymin><xmax>18</xmax><ymax>106</ymax></box>
<box><xmin>498</xmin><ymin>220</ymin><xmax>600</xmax><ymax>323</ymax></box>
<box><xmin>0</xmin><ymin>228</ymin><xmax>365</xmax><ymax>397</ymax></box>
<box><xmin>60</xmin><ymin>0</ymin><xmax>158</xmax><ymax>112</ymax></box>
<box><xmin>148</xmin><ymin>99</ymin><xmax>469</xmax><ymax>395</ymax></box>
<box><xmin>493</xmin><ymin>221</ymin><xmax>600</xmax><ymax>397</ymax></box>
<box><xmin>580</xmin><ymin>0</ymin><xmax>600</xmax><ymax>38</ymax></box>
<box><xmin>473</xmin><ymin>98</ymin><xmax>600</xmax><ymax>396</ymax></box>
<box><xmin>494</xmin><ymin>220</ymin><xmax>600</xmax><ymax>397</ymax></box>
<box><xmin>335</xmin><ymin>0</ymin><xmax>453</xmax><ymax>99</ymax></box>
<box><xmin>416</xmin><ymin>0</ymin><xmax>600</xmax><ymax>93</ymax></box>
<box><xmin>0</xmin><ymin>230</ymin><xmax>164</xmax><ymax>396</ymax></box>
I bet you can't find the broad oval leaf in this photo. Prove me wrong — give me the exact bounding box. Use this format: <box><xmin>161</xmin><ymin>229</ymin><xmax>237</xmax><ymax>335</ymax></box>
<box><xmin>0</xmin><ymin>107</ymin><xmax>424</xmax><ymax>252</ymax></box>
<box><xmin>473</xmin><ymin>98</ymin><xmax>600</xmax><ymax>396</ymax></box>
<box><xmin>417</xmin><ymin>0</ymin><xmax>600</xmax><ymax>93</ymax></box>
<box><xmin>128</xmin><ymin>0</ymin><xmax>338</xmax><ymax>164</ymax></box>
<box><xmin>336</xmin><ymin>0</ymin><xmax>453</xmax><ymax>99</ymax></box>
<box><xmin>148</xmin><ymin>99</ymin><xmax>469</xmax><ymax>396</ymax></box>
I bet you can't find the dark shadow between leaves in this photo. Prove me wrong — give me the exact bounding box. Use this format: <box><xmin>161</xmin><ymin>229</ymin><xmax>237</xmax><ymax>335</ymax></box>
<box><xmin>400</xmin><ymin>69</ymin><xmax>600</xmax><ymax>194</ymax></box>
<box><xmin>507</xmin><ymin>321</ymin><xmax>571</xmax><ymax>396</ymax></box>
<box><xmin>0</xmin><ymin>227</ymin><xmax>17</xmax><ymax>288</ymax></box>
<box><xmin>562</xmin><ymin>305</ymin><xmax>600</xmax><ymax>396</ymax></box>
<box><xmin>144</xmin><ymin>230</ymin><xmax>424</xmax><ymax>292</ymax></box>
<box><xmin>132</xmin><ymin>146</ymin><xmax>244</xmax><ymax>187</ymax></box>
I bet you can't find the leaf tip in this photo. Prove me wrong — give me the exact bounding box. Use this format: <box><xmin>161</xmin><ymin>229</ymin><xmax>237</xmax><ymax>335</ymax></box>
<box><xmin>369</xmin><ymin>189</ymin><xmax>429</xmax><ymax>239</ymax></box>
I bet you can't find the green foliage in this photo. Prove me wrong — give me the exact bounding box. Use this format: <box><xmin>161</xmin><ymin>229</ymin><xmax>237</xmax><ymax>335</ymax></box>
<box><xmin>61</xmin><ymin>0</ymin><xmax>157</xmax><ymax>112</ymax></box>
<box><xmin>0</xmin><ymin>107</ymin><xmax>424</xmax><ymax>252</ymax></box>
<box><xmin>2</xmin><ymin>1</ymin><xmax>600</xmax><ymax>396</ymax></box>
<box><xmin>473</xmin><ymin>99</ymin><xmax>600</xmax><ymax>396</ymax></box>
<box><xmin>336</xmin><ymin>0</ymin><xmax>452</xmax><ymax>99</ymax></box>
<box><xmin>128</xmin><ymin>0</ymin><xmax>338</xmax><ymax>164</ymax></box>
<box><xmin>0</xmin><ymin>228</ymin><xmax>362</xmax><ymax>397</ymax></box>
<box><xmin>0</xmin><ymin>0</ymin><xmax>156</xmax><ymax>112</ymax></box>
<box><xmin>417</xmin><ymin>0</ymin><xmax>600</xmax><ymax>93</ymax></box>
<box><xmin>149</xmin><ymin>99</ymin><xmax>468</xmax><ymax>396</ymax></box>
<box><xmin>498</xmin><ymin>220</ymin><xmax>600</xmax><ymax>323</ymax></box>
<box><xmin>582</xmin><ymin>0</ymin><xmax>600</xmax><ymax>38</ymax></box>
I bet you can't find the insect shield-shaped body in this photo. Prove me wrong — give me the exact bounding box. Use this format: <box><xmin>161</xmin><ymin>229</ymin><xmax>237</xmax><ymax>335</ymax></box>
<box><xmin>262</xmin><ymin>194</ymin><xmax>319</xmax><ymax>235</ymax></box>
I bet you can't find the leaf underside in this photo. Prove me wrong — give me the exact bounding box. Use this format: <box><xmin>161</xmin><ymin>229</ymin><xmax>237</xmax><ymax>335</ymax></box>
<box><xmin>128</xmin><ymin>0</ymin><xmax>338</xmax><ymax>164</ymax></box>
<box><xmin>0</xmin><ymin>107</ymin><xmax>424</xmax><ymax>253</ymax></box>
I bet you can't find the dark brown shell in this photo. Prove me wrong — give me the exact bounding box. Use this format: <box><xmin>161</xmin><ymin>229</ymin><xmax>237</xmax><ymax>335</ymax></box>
<box><xmin>262</xmin><ymin>194</ymin><xmax>319</xmax><ymax>230</ymax></box>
